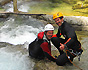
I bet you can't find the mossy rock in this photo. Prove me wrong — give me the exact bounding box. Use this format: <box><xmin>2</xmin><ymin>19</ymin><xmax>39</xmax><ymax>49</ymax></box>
<box><xmin>72</xmin><ymin>3</ymin><xmax>88</xmax><ymax>9</ymax></box>
<box><xmin>84</xmin><ymin>1</ymin><xmax>88</xmax><ymax>4</ymax></box>
<box><xmin>72</xmin><ymin>4</ymin><xmax>83</xmax><ymax>10</ymax></box>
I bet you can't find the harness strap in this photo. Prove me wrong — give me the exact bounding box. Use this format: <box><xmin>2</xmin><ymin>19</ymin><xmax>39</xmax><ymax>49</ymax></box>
<box><xmin>68</xmin><ymin>49</ymin><xmax>83</xmax><ymax>61</ymax></box>
<box><xmin>65</xmin><ymin>50</ymin><xmax>83</xmax><ymax>70</ymax></box>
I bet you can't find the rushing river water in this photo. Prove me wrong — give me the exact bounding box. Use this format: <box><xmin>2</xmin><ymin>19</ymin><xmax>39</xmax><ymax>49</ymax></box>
<box><xmin>0</xmin><ymin>15</ymin><xmax>88</xmax><ymax>70</ymax></box>
<box><xmin>0</xmin><ymin>15</ymin><xmax>45</xmax><ymax>70</ymax></box>
<box><xmin>0</xmin><ymin>1</ymin><xmax>88</xmax><ymax>70</ymax></box>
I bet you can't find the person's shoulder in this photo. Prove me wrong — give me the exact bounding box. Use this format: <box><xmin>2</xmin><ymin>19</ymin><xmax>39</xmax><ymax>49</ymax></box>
<box><xmin>64</xmin><ymin>21</ymin><xmax>72</xmax><ymax>27</ymax></box>
<box><xmin>64</xmin><ymin>21</ymin><xmax>70</xmax><ymax>25</ymax></box>
<box><xmin>64</xmin><ymin>21</ymin><xmax>75</xmax><ymax>31</ymax></box>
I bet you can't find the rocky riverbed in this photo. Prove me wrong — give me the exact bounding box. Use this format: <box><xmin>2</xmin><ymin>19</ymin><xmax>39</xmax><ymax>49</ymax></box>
<box><xmin>0</xmin><ymin>14</ymin><xmax>88</xmax><ymax>31</ymax></box>
<box><xmin>0</xmin><ymin>31</ymin><xmax>88</xmax><ymax>70</ymax></box>
<box><xmin>32</xmin><ymin>31</ymin><xmax>88</xmax><ymax>70</ymax></box>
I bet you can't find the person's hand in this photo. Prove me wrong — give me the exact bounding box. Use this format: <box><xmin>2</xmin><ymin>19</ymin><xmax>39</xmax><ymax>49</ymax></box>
<box><xmin>59</xmin><ymin>43</ymin><xmax>65</xmax><ymax>50</ymax></box>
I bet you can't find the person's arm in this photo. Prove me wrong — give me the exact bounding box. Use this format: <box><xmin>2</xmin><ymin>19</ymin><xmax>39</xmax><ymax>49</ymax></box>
<box><xmin>64</xmin><ymin>26</ymin><xmax>76</xmax><ymax>48</ymax></box>
<box><xmin>40</xmin><ymin>42</ymin><xmax>56</xmax><ymax>62</ymax></box>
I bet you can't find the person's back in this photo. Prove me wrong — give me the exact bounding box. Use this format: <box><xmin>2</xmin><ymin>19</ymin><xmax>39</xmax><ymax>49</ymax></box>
<box><xmin>29</xmin><ymin>38</ymin><xmax>45</xmax><ymax>59</ymax></box>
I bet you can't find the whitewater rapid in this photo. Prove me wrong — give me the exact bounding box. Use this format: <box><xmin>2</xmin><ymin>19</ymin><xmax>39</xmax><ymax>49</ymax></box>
<box><xmin>0</xmin><ymin>1</ymin><xmax>45</xmax><ymax>69</ymax></box>
<box><xmin>0</xmin><ymin>16</ymin><xmax>44</xmax><ymax>46</ymax></box>
<box><xmin>0</xmin><ymin>47</ymin><xmax>35</xmax><ymax>70</ymax></box>
<box><xmin>0</xmin><ymin>14</ymin><xmax>44</xmax><ymax>70</ymax></box>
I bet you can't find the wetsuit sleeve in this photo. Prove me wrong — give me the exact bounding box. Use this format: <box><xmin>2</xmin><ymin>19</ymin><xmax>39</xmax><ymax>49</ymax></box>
<box><xmin>40</xmin><ymin>42</ymin><xmax>56</xmax><ymax>62</ymax></box>
<box><xmin>56</xmin><ymin>28</ymin><xmax>61</xmax><ymax>38</ymax></box>
<box><xmin>64</xmin><ymin>26</ymin><xmax>76</xmax><ymax>48</ymax></box>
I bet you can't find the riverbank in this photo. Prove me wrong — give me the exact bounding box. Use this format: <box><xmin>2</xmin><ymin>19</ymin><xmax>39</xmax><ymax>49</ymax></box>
<box><xmin>27</xmin><ymin>1</ymin><xmax>88</xmax><ymax>17</ymax></box>
<box><xmin>0</xmin><ymin>0</ymin><xmax>88</xmax><ymax>17</ymax></box>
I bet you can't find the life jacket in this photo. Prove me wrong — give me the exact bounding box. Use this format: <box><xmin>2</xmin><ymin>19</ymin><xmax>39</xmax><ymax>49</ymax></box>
<box><xmin>29</xmin><ymin>32</ymin><xmax>56</xmax><ymax>61</ymax></box>
<box><xmin>38</xmin><ymin>32</ymin><xmax>51</xmax><ymax>55</ymax></box>
<box><xmin>38</xmin><ymin>32</ymin><xmax>56</xmax><ymax>61</ymax></box>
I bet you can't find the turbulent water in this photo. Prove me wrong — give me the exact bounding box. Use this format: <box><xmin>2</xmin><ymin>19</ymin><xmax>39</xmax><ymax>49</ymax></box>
<box><xmin>3</xmin><ymin>1</ymin><xmax>41</xmax><ymax>12</ymax></box>
<box><xmin>0</xmin><ymin>15</ymin><xmax>44</xmax><ymax>45</ymax></box>
<box><xmin>0</xmin><ymin>15</ymin><xmax>44</xmax><ymax>70</ymax></box>
<box><xmin>3</xmin><ymin>1</ymin><xmax>30</xmax><ymax>12</ymax></box>
<box><xmin>1</xmin><ymin>1</ymin><xmax>88</xmax><ymax>70</ymax></box>
<box><xmin>0</xmin><ymin>1</ymin><xmax>45</xmax><ymax>70</ymax></box>
<box><xmin>0</xmin><ymin>16</ymin><xmax>88</xmax><ymax>70</ymax></box>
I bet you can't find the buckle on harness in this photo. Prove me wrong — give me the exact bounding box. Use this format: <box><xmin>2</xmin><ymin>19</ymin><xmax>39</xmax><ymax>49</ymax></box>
<box><xmin>69</xmin><ymin>49</ymin><xmax>83</xmax><ymax>61</ymax></box>
<box><xmin>76</xmin><ymin>50</ymin><xmax>83</xmax><ymax>61</ymax></box>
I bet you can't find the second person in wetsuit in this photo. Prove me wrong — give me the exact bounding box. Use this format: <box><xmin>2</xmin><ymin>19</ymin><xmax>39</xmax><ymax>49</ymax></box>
<box><xmin>51</xmin><ymin>12</ymin><xmax>83</xmax><ymax>66</ymax></box>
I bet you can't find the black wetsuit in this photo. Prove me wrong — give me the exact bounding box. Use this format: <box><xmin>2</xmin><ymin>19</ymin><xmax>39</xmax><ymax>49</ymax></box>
<box><xmin>51</xmin><ymin>21</ymin><xmax>83</xmax><ymax>66</ymax></box>
<box><xmin>28</xmin><ymin>32</ymin><xmax>56</xmax><ymax>62</ymax></box>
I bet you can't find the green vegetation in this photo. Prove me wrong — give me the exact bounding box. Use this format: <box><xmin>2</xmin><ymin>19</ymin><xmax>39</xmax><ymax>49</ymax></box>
<box><xmin>29</xmin><ymin>2</ymin><xmax>58</xmax><ymax>14</ymax></box>
<box><xmin>0</xmin><ymin>7</ymin><xmax>4</xmax><ymax>12</ymax></box>
<box><xmin>29</xmin><ymin>0</ymin><xmax>88</xmax><ymax>17</ymax></box>
<box><xmin>0</xmin><ymin>0</ymin><xmax>88</xmax><ymax>16</ymax></box>
<box><xmin>76</xmin><ymin>31</ymin><xmax>88</xmax><ymax>40</ymax></box>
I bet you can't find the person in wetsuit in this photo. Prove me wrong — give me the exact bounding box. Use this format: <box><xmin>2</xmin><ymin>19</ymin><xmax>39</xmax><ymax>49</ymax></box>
<box><xmin>28</xmin><ymin>24</ymin><xmax>56</xmax><ymax>62</ymax></box>
<box><xmin>51</xmin><ymin>12</ymin><xmax>83</xmax><ymax>66</ymax></box>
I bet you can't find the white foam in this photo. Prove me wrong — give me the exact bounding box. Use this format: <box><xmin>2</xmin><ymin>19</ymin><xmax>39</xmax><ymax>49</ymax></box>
<box><xmin>18</xmin><ymin>4</ymin><xmax>30</xmax><ymax>12</ymax></box>
<box><xmin>0</xmin><ymin>25</ymin><xmax>41</xmax><ymax>46</ymax></box>
<box><xmin>0</xmin><ymin>47</ymin><xmax>35</xmax><ymax>70</ymax></box>
<box><xmin>4</xmin><ymin>1</ymin><xmax>30</xmax><ymax>12</ymax></box>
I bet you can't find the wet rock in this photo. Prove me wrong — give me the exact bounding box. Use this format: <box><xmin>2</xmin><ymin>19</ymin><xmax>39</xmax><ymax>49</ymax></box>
<box><xmin>64</xmin><ymin>16</ymin><xmax>88</xmax><ymax>26</ymax></box>
<box><xmin>64</xmin><ymin>16</ymin><xmax>88</xmax><ymax>31</ymax></box>
<box><xmin>0</xmin><ymin>13</ymin><xmax>9</xmax><ymax>18</ymax></box>
<box><xmin>0</xmin><ymin>42</ymin><xmax>13</xmax><ymax>48</ymax></box>
<box><xmin>33</xmin><ymin>36</ymin><xmax>88</xmax><ymax>70</ymax></box>
<box><xmin>0</xmin><ymin>13</ymin><xmax>88</xmax><ymax>31</ymax></box>
<box><xmin>35</xmin><ymin>15</ymin><xmax>88</xmax><ymax>31</ymax></box>
<box><xmin>72</xmin><ymin>2</ymin><xmax>88</xmax><ymax>10</ymax></box>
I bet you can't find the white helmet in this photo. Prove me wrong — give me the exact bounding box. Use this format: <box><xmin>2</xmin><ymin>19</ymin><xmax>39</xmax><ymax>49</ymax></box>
<box><xmin>44</xmin><ymin>24</ymin><xmax>54</xmax><ymax>31</ymax></box>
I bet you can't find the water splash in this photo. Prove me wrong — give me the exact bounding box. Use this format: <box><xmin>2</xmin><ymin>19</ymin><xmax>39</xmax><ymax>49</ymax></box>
<box><xmin>0</xmin><ymin>47</ymin><xmax>35</xmax><ymax>70</ymax></box>
<box><xmin>0</xmin><ymin>16</ymin><xmax>44</xmax><ymax>46</ymax></box>
<box><xmin>0</xmin><ymin>15</ymin><xmax>44</xmax><ymax>70</ymax></box>
<box><xmin>3</xmin><ymin>1</ymin><xmax>30</xmax><ymax>12</ymax></box>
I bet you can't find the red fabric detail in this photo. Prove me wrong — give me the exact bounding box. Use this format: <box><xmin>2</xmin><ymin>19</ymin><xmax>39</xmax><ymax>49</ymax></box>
<box><xmin>40</xmin><ymin>42</ymin><xmax>51</xmax><ymax>55</ymax></box>
<box><xmin>79</xmin><ymin>44</ymin><xmax>81</xmax><ymax>50</ymax></box>
<box><xmin>38</xmin><ymin>32</ymin><xmax>44</xmax><ymax>39</ymax></box>
<box><xmin>52</xmin><ymin>34</ymin><xmax>57</xmax><ymax>38</ymax></box>
<box><xmin>60</xmin><ymin>33</ymin><xmax>62</xmax><ymax>35</ymax></box>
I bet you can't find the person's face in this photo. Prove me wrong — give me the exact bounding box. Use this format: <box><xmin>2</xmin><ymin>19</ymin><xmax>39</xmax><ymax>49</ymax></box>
<box><xmin>55</xmin><ymin>17</ymin><xmax>63</xmax><ymax>26</ymax></box>
<box><xmin>45</xmin><ymin>30</ymin><xmax>53</xmax><ymax>40</ymax></box>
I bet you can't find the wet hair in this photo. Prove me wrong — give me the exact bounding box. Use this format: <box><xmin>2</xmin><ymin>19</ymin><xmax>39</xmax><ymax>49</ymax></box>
<box><xmin>59</xmin><ymin>16</ymin><xmax>63</xmax><ymax>19</ymax></box>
